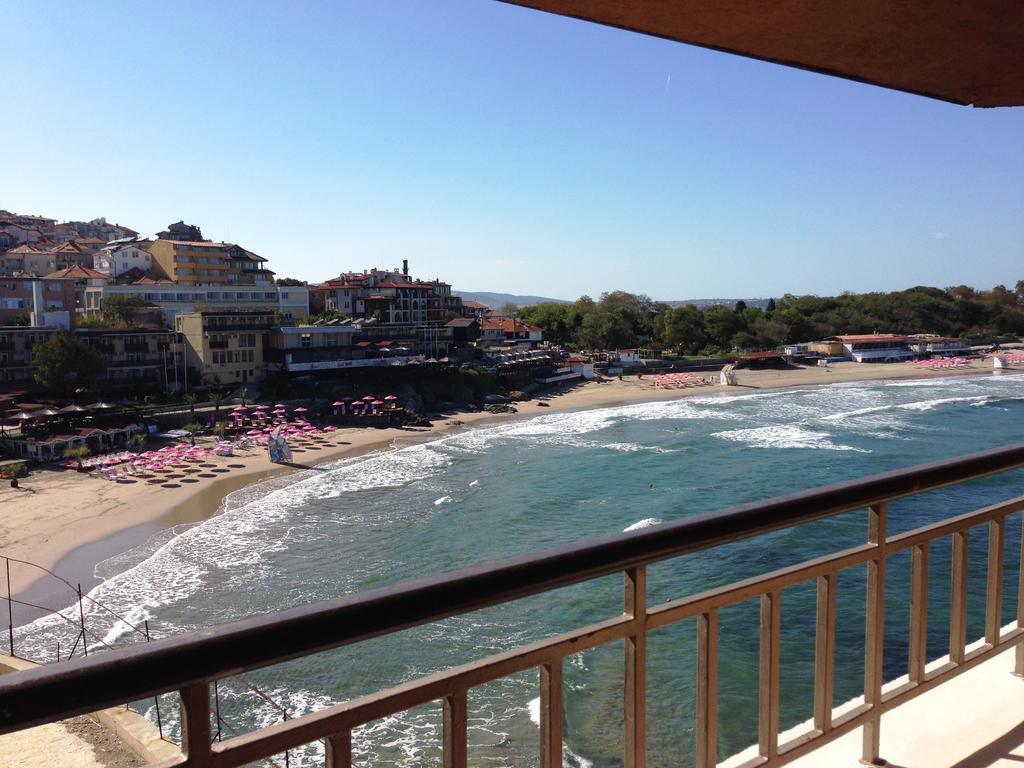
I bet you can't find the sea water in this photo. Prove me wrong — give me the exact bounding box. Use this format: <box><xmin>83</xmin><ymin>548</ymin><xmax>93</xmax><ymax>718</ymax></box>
<box><xmin>17</xmin><ymin>373</ymin><xmax>1024</xmax><ymax>767</ymax></box>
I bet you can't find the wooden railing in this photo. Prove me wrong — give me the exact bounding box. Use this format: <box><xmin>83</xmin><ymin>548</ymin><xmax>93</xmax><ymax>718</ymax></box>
<box><xmin>2</xmin><ymin>443</ymin><xmax>1024</xmax><ymax>768</ymax></box>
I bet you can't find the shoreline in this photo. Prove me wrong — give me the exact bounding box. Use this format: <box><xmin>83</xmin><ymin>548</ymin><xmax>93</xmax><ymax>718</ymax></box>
<box><xmin>1</xmin><ymin>359</ymin><xmax>1003</xmax><ymax>607</ymax></box>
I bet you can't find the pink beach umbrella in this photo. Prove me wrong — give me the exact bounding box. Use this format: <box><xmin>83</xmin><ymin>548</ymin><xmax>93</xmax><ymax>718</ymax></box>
<box><xmin>294</xmin><ymin>407</ymin><xmax>308</xmax><ymax>413</ymax></box>
<box><xmin>332</xmin><ymin>401</ymin><xmax>344</xmax><ymax>407</ymax></box>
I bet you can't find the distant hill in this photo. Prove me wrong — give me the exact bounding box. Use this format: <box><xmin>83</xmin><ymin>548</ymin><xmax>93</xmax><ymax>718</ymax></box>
<box><xmin>454</xmin><ymin>291</ymin><xmax>569</xmax><ymax>308</ymax></box>
<box><xmin>454</xmin><ymin>291</ymin><xmax>772</xmax><ymax>311</ymax></box>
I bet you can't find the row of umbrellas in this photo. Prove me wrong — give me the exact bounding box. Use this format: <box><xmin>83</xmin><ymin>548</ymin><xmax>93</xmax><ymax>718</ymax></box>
<box><xmin>15</xmin><ymin>402</ymin><xmax>116</xmax><ymax>420</ymax></box>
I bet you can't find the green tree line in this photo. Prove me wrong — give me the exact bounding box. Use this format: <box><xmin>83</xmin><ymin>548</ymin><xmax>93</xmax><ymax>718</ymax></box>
<box><xmin>517</xmin><ymin>282</ymin><xmax>1024</xmax><ymax>355</ymax></box>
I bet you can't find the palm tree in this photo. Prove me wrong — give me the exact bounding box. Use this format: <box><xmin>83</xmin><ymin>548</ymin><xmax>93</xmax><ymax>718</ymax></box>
<box><xmin>235</xmin><ymin>387</ymin><xmax>248</xmax><ymax>407</ymax></box>
<box><xmin>184</xmin><ymin>392</ymin><xmax>198</xmax><ymax>419</ymax></box>
<box><xmin>210</xmin><ymin>391</ymin><xmax>225</xmax><ymax>423</ymax></box>
<box><xmin>63</xmin><ymin>446</ymin><xmax>90</xmax><ymax>470</ymax></box>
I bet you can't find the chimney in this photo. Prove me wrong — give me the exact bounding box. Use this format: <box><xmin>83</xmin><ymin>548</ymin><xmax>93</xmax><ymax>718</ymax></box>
<box><xmin>402</xmin><ymin>259</ymin><xmax>409</xmax><ymax>276</ymax></box>
<box><xmin>30</xmin><ymin>279</ymin><xmax>45</xmax><ymax>326</ymax></box>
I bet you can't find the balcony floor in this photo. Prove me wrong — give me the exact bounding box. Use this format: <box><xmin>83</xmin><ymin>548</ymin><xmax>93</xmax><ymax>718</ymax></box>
<box><xmin>725</xmin><ymin>643</ymin><xmax>1024</xmax><ymax>768</ymax></box>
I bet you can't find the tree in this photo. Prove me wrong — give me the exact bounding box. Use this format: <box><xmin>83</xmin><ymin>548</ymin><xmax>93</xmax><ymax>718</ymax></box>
<box><xmin>734</xmin><ymin>300</ymin><xmax>748</xmax><ymax>312</ymax></box>
<box><xmin>766</xmin><ymin>298</ymin><xmax>776</xmax><ymax>313</ymax></box>
<box><xmin>184</xmin><ymin>392</ymin><xmax>198</xmax><ymax>418</ymax></box>
<box><xmin>702</xmin><ymin>305</ymin><xmax>743</xmax><ymax>349</ymax></box>
<box><xmin>100</xmin><ymin>294</ymin><xmax>147</xmax><ymax>326</ymax></box>
<box><xmin>276</xmin><ymin>277</ymin><xmax>306</xmax><ymax>286</ymax></box>
<box><xmin>210</xmin><ymin>391</ymin><xmax>225</xmax><ymax>423</ymax></box>
<box><xmin>33</xmin><ymin>332</ymin><xmax>105</xmax><ymax>395</ymax></box>
<box><xmin>663</xmin><ymin>305</ymin><xmax>707</xmax><ymax>354</ymax></box>
<box><xmin>63</xmin><ymin>446</ymin><xmax>90</xmax><ymax>469</ymax></box>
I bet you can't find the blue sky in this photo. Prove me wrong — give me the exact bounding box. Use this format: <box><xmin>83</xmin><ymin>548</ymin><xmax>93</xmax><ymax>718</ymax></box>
<box><xmin>3</xmin><ymin>1</ymin><xmax>1022</xmax><ymax>300</ymax></box>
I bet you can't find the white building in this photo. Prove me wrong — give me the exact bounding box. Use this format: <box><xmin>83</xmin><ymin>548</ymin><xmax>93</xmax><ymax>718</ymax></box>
<box><xmin>83</xmin><ymin>283</ymin><xmax>310</xmax><ymax>325</ymax></box>
<box><xmin>94</xmin><ymin>243</ymin><xmax>153</xmax><ymax>277</ymax></box>
<box><xmin>833</xmin><ymin>334</ymin><xmax>913</xmax><ymax>363</ymax></box>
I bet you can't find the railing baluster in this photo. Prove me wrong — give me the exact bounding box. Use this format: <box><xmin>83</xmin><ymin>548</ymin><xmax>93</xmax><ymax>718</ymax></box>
<box><xmin>443</xmin><ymin>690</ymin><xmax>468</xmax><ymax>768</ymax></box>
<box><xmin>861</xmin><ymin>502</ymin><xmax>887</xmax><ymax>766</ymax></box>
<box><xmin>758</xmin><ymin>590</ymin><xmax>781</xmax><ymax>761</ymax></box>
<box><xmin>813</xmin><ymin>572</ymin><xmax>836</xmax><ymax>732</ymax></box>
<box><xmin>624</xmin><ymin>566</ymin><xmax>647</xmax><ymax>768</ymax></box>
<box><xmin>949</xmin><ymin>530</ymin><xmax>969</xmax><ymax>664</ymax></box>
<box><xmin>179</xmin><ymin>682</ymin><xmax>212</xmax><ymax>767</ymax></box>
<box><xmin>909</xmin><ymin>543</ymin><xmax>929</xmax><ymax>684</ymax></box>
<box><xmin>696</xmin><ymin>609</ymin><xmax>718</xmax><ymax>768</ymax></box>
<box><xmin>986</xmin><ymin>518</ymin><xmax>1006</xmax><ymax>645</ymax></box>
<box><xmin>5</xmin><ymin>557</ymin><xmax>13</xmax><ymax>657</ymax></box>
<box><xmin>325</xmin><ymin>730</ymin><xmax>353</xmax><ymax>768</ymax></box>
<box><xmin>1018</xmin><ymin>512</ymin><xmax>1024</xmax><ymax>677</ymax></box>
<box><xmin>540</xmin><ymin>659</ymin><xmax>563</xmax><ymax>768</ymax></box>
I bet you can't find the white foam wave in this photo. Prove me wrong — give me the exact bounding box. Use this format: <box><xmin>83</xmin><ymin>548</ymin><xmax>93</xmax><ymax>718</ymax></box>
<box><xmin>101</xmin><ymin>605</ymin><xmax>153</xmax><ymax>645</ymax></box>
<box><xmin>712</xmin><ymin>425</ymin><xmax>869</xmax><ymax>452</ymax></box>
<box><xmin>897</xmin><ymin>395</ymin><xmax>989</xmax><ymax>411</ymax></box>
<box><xmin>433</xmin><ymin>495</ymin><xmax>453</xmax><ymax>506</ymax></box>
<box><xmin>602</xmin><ymin>442</ymin><xmax>675</xmax><ymax>454</ymax></box>
<box><xmin>624</xmin><ymin>518</ymin><xmax>662</xmax><ymax>532</ymax></box>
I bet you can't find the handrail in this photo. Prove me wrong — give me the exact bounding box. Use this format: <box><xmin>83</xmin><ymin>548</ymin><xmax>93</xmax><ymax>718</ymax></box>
<box><xmin>1</xmin><ymin>441</ymin><xmax>1023</xmax><ymax>735</ymax></box>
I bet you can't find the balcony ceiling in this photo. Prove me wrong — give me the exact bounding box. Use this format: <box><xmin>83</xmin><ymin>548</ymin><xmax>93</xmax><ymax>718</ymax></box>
<box><xmin>502</xmin><ymin>0</ymin><xmax>1024</xmax><ymax>107</ymax></box>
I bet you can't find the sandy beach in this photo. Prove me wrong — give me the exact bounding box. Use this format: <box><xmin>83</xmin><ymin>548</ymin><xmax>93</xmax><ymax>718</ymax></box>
<box><xmin>0</xmin><ymin>359</ymin><xmax>997</xmax><ymax>599</ymax></box>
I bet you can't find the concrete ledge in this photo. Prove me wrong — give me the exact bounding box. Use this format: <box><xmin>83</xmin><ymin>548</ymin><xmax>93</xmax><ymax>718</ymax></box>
<box><xmin>1</xmin><ymin>653</ymin><xmax>181</xmax><ymax>765</ymax></box>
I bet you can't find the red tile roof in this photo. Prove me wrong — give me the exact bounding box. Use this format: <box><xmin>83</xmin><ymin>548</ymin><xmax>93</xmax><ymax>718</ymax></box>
<box><xmin>44</xmin><ymin>265</ymin><xmax>109</xmax><ymax>280</ymax></box>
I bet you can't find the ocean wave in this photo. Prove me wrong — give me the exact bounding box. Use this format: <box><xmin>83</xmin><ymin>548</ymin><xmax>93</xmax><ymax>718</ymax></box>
<box><xmin>712</xmin><ymin>425</ymin><xmax>869</xmax><ymax>452</ymax></box>
<box><xmin>601</xmin><ymin>442</ymin><xmax>676</xmax><ymax>454</ymax></box>
<box><xmin>624</xmin><ymin>518</ymin><xmax>662</xmax><ymax>531</ymax></box>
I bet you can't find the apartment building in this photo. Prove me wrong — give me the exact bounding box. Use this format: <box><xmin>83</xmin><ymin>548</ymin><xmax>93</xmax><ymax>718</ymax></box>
<box><xmin>264</xmin><ymin>325</ymin><xmax>359</xmax><ymax>373</ymax></box>
<box><xmin>83</xmin><ymin>283</ymin><xmax>309</xmax><ymax>325</ymax></box>
<box><xmin>175</xmin><ymin>311</ymin><xmax>275</xmax><ymax>385</ymax></box>
<box><xmin>0</xmin><ymin>326</ymin><xmax>58</xmax><ymax>385</ymax></box>
<box><xmin>0</xmin><ymin>325</ymin><xmax>178</xmax><ymax>389</ymax></box>
<box><xmin>0</xmin><ymin>277</ymin><xmax>76</xmax><ymax>325</ymax></box>
<box><xmin>310</xmin><ymin>261</ymin><xmax>463</xmax><ymax>325</ymax></box>
<box><xmin>93</xmin><ymin>242</ymin><xmax>154</xmax><ymax>277</ymax></box>
<box><xmin>76</xmin><ymin>327</ymin><xmax>181</xmax><ymax>388</ymax></box>
<box><xmin>148</xmin><ymin>240</ymin><xmax>275</xmax><ymax>286</ymax></box>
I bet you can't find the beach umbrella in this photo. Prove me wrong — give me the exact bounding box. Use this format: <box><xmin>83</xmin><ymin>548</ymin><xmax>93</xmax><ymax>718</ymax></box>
<box><xmin>372</xmin><ymin>400</ymin><xmax>384</xmax><ymax>406</ymax></box>
<box><xmin>246</xmin><ymin>429</ymin><xmax>262</xmax><ymax>436</ymax></box>
<box><xmin>384</xmin><ymin>395</ymin><xmax>398</xmax><ymax>401</ymax></box>
<box><xmin>294</xmin><ymin>407</ymin><xmax>308</xmax><ymax>413</ymax></box>
<box><xmin>232</xmin><ymin>405</ymin><xmax>246</xmax><ymax>411</ymax></box>
<box><xmin>362</xmin><ymin>395</ymin><xmax>375</xmax><ymax>401</ymax></box>
<box><xmin>332</xmin><ymin>401</ymin><xmax>344</xmax><ymax>406</ymax></box>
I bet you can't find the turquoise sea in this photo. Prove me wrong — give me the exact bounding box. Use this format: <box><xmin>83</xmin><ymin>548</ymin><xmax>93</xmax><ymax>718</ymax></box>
<box><xmin>18</xmin><ymin>372</ymin><xmax>1024</xmax><ymax>767</ymax></box>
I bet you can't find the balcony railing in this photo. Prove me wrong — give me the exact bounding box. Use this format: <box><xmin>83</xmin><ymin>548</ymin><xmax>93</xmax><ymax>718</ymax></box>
<box><xmin>1</xmin><ymin>443</ymin><xmax>1024</xmax><ymax>768</ymax></box>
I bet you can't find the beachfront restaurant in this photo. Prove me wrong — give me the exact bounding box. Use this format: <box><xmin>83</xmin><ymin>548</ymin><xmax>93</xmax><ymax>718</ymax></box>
<box><xmin>908</xmin><ymin>335</ymin><xmax>972</xmax><ymax>358</ymax></box>
<box><xmin>832</xmin><ymin>334</ymin><xmax>913</xmax><ymax>363</ymax></box>
<box><xmin>16</xmin><ymin>424</ymin><xmax>143</xmax><ymax>461</ymax></box>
